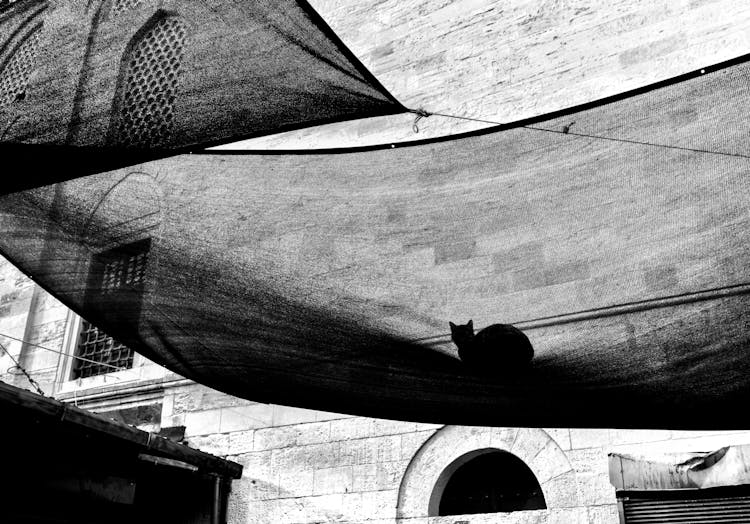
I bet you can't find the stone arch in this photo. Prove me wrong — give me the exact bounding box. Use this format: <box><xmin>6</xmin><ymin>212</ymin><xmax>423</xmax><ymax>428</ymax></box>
<box><xmin>396</xmin><ymin>426</ymin><xmax>580</xmax><ymax>520</ymax></box>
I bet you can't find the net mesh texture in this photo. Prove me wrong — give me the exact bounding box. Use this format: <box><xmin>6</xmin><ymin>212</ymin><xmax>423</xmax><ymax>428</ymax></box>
<box><xmin>0</xmin><ymin>28</ymin><xmax>40</xmax><ymax>109</ymax></box>
<box><xmin>110</xmin><ymin>17</ymin><xmax>186</xmax><ymax>148</ymax></box>
<box><xmin>0</xmin><ymin>57</ymin><xmax>748</xmax><ymax>429</ymax></box>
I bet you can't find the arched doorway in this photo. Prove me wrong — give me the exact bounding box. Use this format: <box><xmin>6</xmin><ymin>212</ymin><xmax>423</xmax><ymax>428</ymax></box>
<box><xmin>433</xmin><ymin>449</ymin><xmax>546</xmax><ymax>516</ymax></box>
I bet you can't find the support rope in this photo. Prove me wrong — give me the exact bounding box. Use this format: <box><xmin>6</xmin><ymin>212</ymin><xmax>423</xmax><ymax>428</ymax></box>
<box><xmin>407</xmin><ymin>108</ymin><xmax>750</xmax><ymax>160</ymax></box>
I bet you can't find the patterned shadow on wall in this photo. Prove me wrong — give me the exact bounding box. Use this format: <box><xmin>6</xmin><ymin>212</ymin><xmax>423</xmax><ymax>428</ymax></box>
<box><xmin>108</xmin><ymin>12</ymin><xmax>186</xmax><ymax>148</ymax></box>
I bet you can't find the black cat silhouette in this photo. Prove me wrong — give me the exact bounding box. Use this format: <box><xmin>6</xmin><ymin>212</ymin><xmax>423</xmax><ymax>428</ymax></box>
<box><xmin>449</xmin><ymin>320</ymin><xmax>534</xmax><ymax>371</ymax></box>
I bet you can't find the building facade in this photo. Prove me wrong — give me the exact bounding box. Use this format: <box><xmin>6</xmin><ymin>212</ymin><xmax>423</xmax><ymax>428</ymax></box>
<box><xmin>3</xmin><ymin>1</ymin><xmax>750</xmax><ymax>523</ymax></box>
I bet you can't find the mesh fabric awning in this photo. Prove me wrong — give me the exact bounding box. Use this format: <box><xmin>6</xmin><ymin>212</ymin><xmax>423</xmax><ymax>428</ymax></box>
<box><xmin>0</xmin><ymin>0</ymin><xmax>404</xmax><ymax>191</ymax></box>
<box><xmin>1</xmin><ymin>56</ymin><xmax>749</xmax><ymax>429</ymax></box>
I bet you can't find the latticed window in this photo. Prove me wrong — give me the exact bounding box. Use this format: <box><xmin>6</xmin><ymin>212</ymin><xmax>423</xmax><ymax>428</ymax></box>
<box><xmin>90</xmin><ymin>237</ymin><xmax>151</xmax><ymax>296</ymax></box>
<box><xmin>73</xmin><ymin>321</ymin><xmax>135</xmax><ymax>379</ymax></box>
<box><xmin>111</xmin><ymin>17</ymin><xmax>186</xmax><ymax>147</ymax></box>
<box><xmin>111</xmin><ymin>0</ymin><xmax>143</xmax><ymax>16</ymax></box>
<box><xmin>75</xmin><ymin>238</ymin><xmax>149</xmax><ymax>378</ymax></box>
<box><xmin>0</xmin><ymin>28</ymin><xmax>41</xmax><ymax>109</ymax></box>
<box><xmin>101</xmin><ymin>248</ymin><xmax>148</xmax><ymax>294</ymax></box>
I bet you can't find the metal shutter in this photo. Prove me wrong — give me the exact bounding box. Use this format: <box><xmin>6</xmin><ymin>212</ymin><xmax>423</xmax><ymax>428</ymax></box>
<box><xmin>623</xmin><ymin>494</ymin><xmax>750</xmax><ymax>523</ymax></box>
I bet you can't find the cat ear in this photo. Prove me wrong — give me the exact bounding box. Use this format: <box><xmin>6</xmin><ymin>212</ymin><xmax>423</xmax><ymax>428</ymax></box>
<box><xmin>449</xmin><ymin>321</ymin><xmax>456</xmax><ymax>330</ymax></box>
<box><xmin>467</xmin><ymin>319</ymin><xmax>473</xmax><ymax>329</ymax></box>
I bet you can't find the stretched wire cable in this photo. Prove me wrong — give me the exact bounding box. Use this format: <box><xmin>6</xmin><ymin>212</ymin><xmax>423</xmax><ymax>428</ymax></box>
<box><xmin>409</xmin><ymin>108</ymin><xmax>750</xmax><ymax>160</ymax></box>
<box><xmin>0</xmin><ymin>339</ymin><xmax>46</xmax><ymax>396</ymax></box>
<box><xmin>0</xmin><ymin>332</ymin><xmax>127</xmax><ymax>372</ymax></box>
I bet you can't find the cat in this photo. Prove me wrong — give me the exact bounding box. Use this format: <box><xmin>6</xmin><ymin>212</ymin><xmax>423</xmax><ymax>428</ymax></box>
<box><xmin>449</xmin><ymin>319</ymin><xmax>534</xmax><ymax>372</ymax></box>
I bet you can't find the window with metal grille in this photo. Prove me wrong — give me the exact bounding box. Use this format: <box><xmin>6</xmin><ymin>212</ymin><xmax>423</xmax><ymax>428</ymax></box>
<box><xmin>85</xmin><ymin>237</ymin><xmax>151</xmax><ymax>317</ymax></box>
<box><xmin>101</xmin><ymin>247</ymin><xmax>148</xmax><ymax>294</ymax></box>
<box><xmin>76</xmin><ymin>238</ymin><xmax>150</xmax><ymax>378</ymax></box>
<box><xmin>72</xmin><ymin>320</ymin><xmax>135</xmax><ymax>379</ymax></box>
<box><xmin>111</xmin><ymin>0</ymin><xmax>143</xmax><ymax>16</ymax></box>
<box><xmin>0</xmin><ymin>28</ymin><xmax>41</xmax><ymax>109</ymax></box>
<box><xmin>438</xmin><ymin>450</ymin><xmax>547</xmax><ymax>516</ymax></box>
<box><xmin>110</xmin><ymin>17</ymin><xmax>186</xmax><ymax>147</ymax></box>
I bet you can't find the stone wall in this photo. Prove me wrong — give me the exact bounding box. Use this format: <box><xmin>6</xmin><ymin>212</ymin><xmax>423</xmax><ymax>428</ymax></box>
<box><xmin>234</xmin><ymin>0</ymin><xmax>750</xmax><ymax>149</ymax></box>
<box><xmin>158</xmin><ymin>377</ymin><xmax>750</xmax><ymax>524</ymax></box>
<box><xmin>4</xmin><ymin>0</ymin><xmax>750</xmax><ymax>522</ymax></box>
<box><xmin>0</xmin><ymin>256</ymin><xmax>66</xmax><ymax>393</ymax></box>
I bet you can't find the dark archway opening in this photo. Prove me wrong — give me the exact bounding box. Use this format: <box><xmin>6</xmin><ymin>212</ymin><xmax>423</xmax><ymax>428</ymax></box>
<box><xmin>438</xmin><ymin>450</ymin><xmax>547</xmax><ymax>516</ymax></box>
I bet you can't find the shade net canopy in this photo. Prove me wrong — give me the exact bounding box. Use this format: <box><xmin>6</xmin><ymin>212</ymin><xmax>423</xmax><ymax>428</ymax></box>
<box><xmin>1</xmin><ymin>57</ymin><xmax>749</xmax><ymax>429</ymax></box>
<box><xmin>0</xmin><ymin>0</ymin><xmax>404</xmax><ymax>192</ymax></box>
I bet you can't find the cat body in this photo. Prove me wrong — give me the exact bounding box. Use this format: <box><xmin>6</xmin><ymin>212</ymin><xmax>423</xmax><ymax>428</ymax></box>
<box><xmin>449</xmin><ymin>320</ymin><xmax>533</xmax><ymax>371</ymax></box>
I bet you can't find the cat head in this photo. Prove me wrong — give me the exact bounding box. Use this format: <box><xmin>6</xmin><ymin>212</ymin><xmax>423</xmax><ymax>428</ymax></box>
<box><xmin>449</xmin><ymin>320</ymin><xmax>474</xmax><ymax>345</ymax></box>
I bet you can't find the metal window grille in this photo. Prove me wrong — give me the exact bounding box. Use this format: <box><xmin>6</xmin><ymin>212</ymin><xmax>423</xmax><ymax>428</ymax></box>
<box><xmin>74</xmin><ymin>240</ymin><xmax>149</xmax><ymax>379</ymax></box>
<box><xmin>111</xmin><ymin>17</ymin><xmax>186</xmax><ymax>147</ymax></box>
<box><xmin>101</xmin><ymin>249</ymin><xmax>148</xmax><ymax>293</ymax></box>
<box><xmin>73</xmin><ymin>321</ymin><xmax>134</xmax><ymax>379</ymax></box>
<box><xmin>0</xmin><ymin>28</ymin><xmax>40</xmax><ymax>109</ymax></box>
<box><xmin>111</xmin><ymin>0</ymin><xmax>143</xmax><ymax>16</ymax></box>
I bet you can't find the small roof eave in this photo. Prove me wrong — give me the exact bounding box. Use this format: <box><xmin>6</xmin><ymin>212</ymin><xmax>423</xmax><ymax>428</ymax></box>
<box><xmin>609</xmin><ymin>446</ymin><xmax>750</xmax><ymax>492</ymax></box>
<box><xmin>0</xmin><ymin>380</ymin><xmax>242</xmax><ymax>479</ymax></box>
